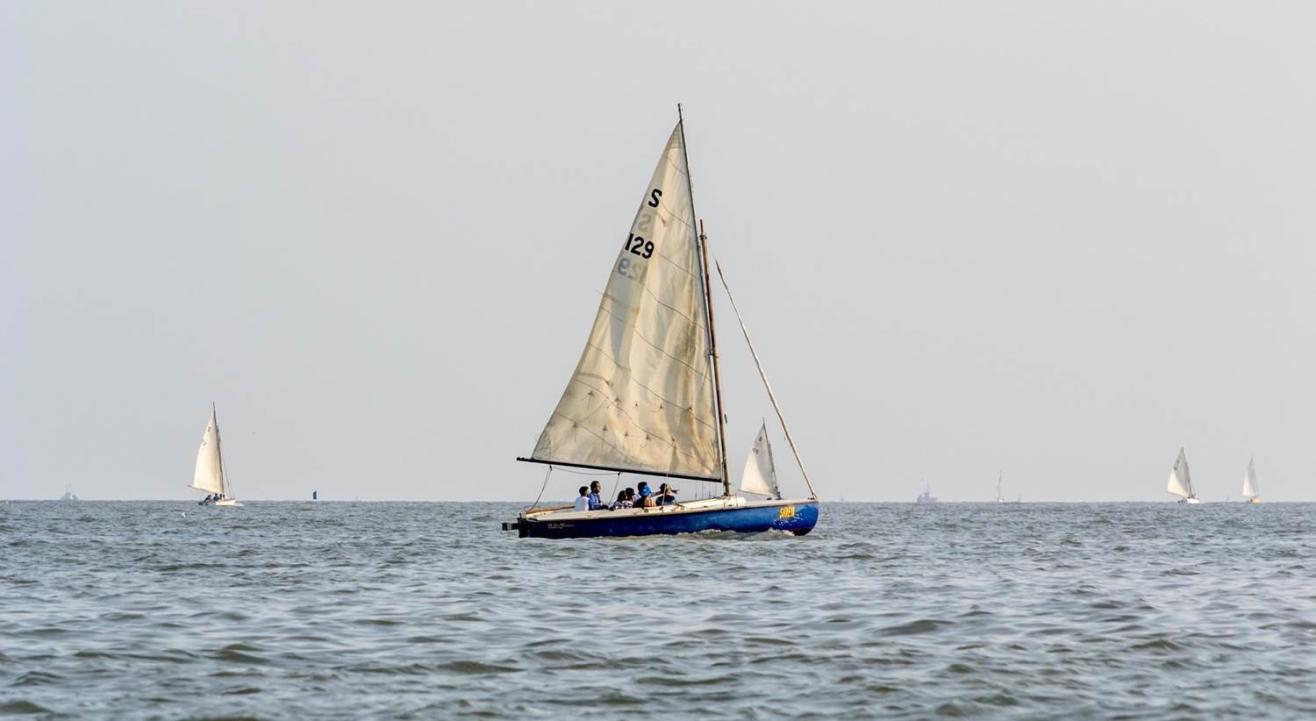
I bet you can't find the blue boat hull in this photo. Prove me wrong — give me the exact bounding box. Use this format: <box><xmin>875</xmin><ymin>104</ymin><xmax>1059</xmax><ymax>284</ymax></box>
<box><xmin>512</xmin><ymin>500</ymin><xmax>819</xmax><ymax>539</ymax></box>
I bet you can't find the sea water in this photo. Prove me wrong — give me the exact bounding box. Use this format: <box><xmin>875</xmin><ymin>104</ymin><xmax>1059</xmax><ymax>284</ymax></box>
<box><xmin>1</xmin><ymin>501</ymin><xmax>1313</xmax><ymax>719</ymax></box>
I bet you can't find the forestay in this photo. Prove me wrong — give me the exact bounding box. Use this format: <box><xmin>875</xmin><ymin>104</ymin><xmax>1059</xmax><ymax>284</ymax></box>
<box><xmin>1242</xmin><ymin>457</ymin><xmax>1259</xmax><ymax>499</ymax></box>
<box><xmin>1166</xmin><ymin>448</ymin><xmax>1194</xmax><ymax>499</ymax></box>
<box><xmin>739</xmin><ymin>423</ymin><xmax>780</xmax><ymax>499</ymax></box>
<box><xmin>529</xmin><ymin>125</ymin><xmax>721</xmax><ymax>481</ymax></box>
<box><xmin>192</xmin><ymin>409</ymin><xmax>225</xmax><ymax>495</ymax></box>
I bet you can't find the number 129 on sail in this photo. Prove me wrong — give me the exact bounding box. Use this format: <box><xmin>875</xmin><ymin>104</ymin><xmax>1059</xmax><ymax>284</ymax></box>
<box><xmin>624</xmin><ymin>233</ymin><xmax>654</xmax><ymax>258</ymax></box>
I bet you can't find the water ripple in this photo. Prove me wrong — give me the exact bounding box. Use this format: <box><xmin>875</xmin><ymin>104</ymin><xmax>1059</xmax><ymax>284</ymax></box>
<box><xmin>1</xmin><ymin>501</ymin><xmax>1314</xmax><ymax>719</ymax></box>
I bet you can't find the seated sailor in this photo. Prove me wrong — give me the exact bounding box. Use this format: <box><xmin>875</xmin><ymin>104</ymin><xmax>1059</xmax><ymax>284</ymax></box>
<box><xmin>611</xmin><ymin>488</ymin><xmax>634</xmax><ymax>510</ymax></box>
<box><xmin>587</xmin><ymin>480</ymin><xmax>606</xmax><ymax>510</ymax></box>
<box><xmin>656</xmin><ymin>483</ymin><xmax>679</xmax><ymax>506</ymax></box>
<box><xmin>573</xmin><ymin>486</ymin><xmax>590</xmax><ymax>512</ymax></box>
<box><xmin>636</xmin><ymin>481</ymin><xmax>656</xmax><ymax>507</ymax></box>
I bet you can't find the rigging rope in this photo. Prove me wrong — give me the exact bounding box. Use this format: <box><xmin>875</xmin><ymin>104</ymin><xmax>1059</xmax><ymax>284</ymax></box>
<box><xmin>527</xmin><ymin>465</ymin><xmax>553</xmax><ymax>512</ymax></box>
<box><xmin>713</xmin><ymin>258</ymin><xmax>819</xmax><ymax>500</ymax></box>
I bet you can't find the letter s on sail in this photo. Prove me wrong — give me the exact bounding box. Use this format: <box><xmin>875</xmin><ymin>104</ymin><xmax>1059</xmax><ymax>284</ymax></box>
<box><xmin>648</xmin><ymin>189</ymin><xmax>662</xmax><ymax>208</ymax></box>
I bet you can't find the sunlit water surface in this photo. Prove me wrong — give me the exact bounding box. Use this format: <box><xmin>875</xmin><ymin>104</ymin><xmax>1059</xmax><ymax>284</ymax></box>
<box><xmin>1</xmin><ymin>501</ymin><xmax>1314</xmax><ymax>719</ymax></box>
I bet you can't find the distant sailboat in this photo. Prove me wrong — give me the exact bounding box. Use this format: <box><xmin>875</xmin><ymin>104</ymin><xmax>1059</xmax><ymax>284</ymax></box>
<box><xmin>995</xmin><ymin>472</ymin><xmax>1004</xmax><ymax>503</ymax></box>
<box><xmin>916</xmin><ymin>480</ymin><xmax>938</xmax><ymax>504</ymax></box>
<box><xmin>193</xmin><ymin>405</ymin><xmax>241</xmax><ymax>507</ymax></box>
<box><xmin>1242</xmin><ymin>457</ymin><xmax>1261</xmax><ymax>504</ymax></box>
<box><xmin>1166</xmin><ymin>447</ymin><xmax>1199</xmax><ymax>504</ymax></box>
<box><xmin>504</xmin><ymin>110</ymin><xmax>819</xmax><ymax>539</ymax></box>
<box><xmin>58</xmin><ymin>485</ymin><xmax>79</xmax><ymax>502</ymax></box>
<box><xmin>739</xmin><ymin>422</ymin><xmax>781</xmax><ymax>500</ymax></box>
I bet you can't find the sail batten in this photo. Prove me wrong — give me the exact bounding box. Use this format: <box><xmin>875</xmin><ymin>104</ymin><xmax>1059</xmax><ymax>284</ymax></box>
<box><xmin>529</xmin><ymin>124</ymin><xmax>721</xmax><ymax>480</ymax></box>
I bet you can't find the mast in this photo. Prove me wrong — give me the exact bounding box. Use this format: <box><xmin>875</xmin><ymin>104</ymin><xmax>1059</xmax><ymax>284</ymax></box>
<box><xmin>213</xmin><ymin>403</ymin><xmax>229</xmax><ymax>498</ymax></box>
<box><xmin>679</xmin><ymin>105</ymin><xmax>732</xmax><ymax>497</ymax></box>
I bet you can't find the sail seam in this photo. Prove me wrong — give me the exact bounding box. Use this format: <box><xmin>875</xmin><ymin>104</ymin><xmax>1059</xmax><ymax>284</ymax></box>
<box><xmin>561</xmin><ymin>363</ymin><xmax>719</xmax><ymax>437</ymax></box>
<box><xmin>648</xmin><ymin>198</ymin><xmax>695</xmax><ymax>235</ymax></box>
<box><xmin>658</xmin><ymin>152</ymin><xmax>691</xmax><ymax>181</ymax></box>
<box><xmin>538</xmin><ymin>403</ymin><xmax>717</xmax><ymax>476</ymax></box>
<box><xmin>595</xmin><ymin>297</ymin><xmax>712</xmax><ymax>379</ymax></box>
<box><xmin>573</xmin><ymin>341</ymin><xmax>716</xmax><ymax>426</ymax></box>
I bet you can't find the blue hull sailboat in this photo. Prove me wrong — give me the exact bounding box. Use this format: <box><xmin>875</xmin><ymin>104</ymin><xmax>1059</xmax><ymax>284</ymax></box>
<box><xmin>506</xmin><ymin>109</ymin><xmax>820</xmax><ymax>540</ymax></box>
<box><xmin>510</xmin><ymin>498</ymin><xmax>819</xmax><ymax>539</ymax></box>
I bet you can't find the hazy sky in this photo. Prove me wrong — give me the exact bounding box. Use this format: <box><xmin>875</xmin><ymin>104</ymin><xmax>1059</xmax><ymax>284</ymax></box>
<box><xmin>4</xmin><ymin>2</ymin><xmax>1313</xmax><ymax>501</ymax></box>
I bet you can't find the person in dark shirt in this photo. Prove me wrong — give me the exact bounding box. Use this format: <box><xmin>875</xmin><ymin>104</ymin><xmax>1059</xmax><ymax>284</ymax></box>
<box><xmin>636</xmin><ymin>481</ymin><xmax>654</xmax><ymax>507</ymax></box>
<box><xmin>657</xmin><ymin>483</ymin><xmax>679</xmax><ymax>506</ymax></box>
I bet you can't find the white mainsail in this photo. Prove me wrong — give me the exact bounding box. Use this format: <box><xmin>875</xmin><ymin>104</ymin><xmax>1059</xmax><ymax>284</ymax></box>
<box><xmin>192</xmin><ymin>407</ymin><xmax>225</xmax><ymax>496</ymax></box>
<box><xmin>739</xmin><ymin>423</ymin><xmax>780</xmax><ymax>499</ymax></box>
<box><xmin>529</xmin><ymin>124</ymin><xmax>721</xmax><ymax>481</ymax></box>
<box><xmin>1242</xmin><ymin>457</ymin><xmax>1259</xmax><ymax>499</ymax></box>
<box><xmin>1166</xmin><ymin>447</ymin><xmax>1195</xmax><ymax>500</ymax></box>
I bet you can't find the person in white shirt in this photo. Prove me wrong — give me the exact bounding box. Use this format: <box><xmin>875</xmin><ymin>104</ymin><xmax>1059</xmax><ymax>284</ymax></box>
<box><xmin>572</xmin><ymin>486</ymin><xmax>590</xmax><ymax>512</ymax></box>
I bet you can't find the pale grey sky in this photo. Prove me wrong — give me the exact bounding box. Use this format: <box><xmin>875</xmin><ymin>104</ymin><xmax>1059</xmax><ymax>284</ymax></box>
<box><xmin>3</xmin><ymin>2</ymin><xmax>1313</xmax><ymax>501</ymax></box>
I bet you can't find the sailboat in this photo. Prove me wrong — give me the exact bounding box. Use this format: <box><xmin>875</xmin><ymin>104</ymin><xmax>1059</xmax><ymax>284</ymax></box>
<box><xmin>193</xmin><ymin>405</ymin><xmax>241</xmax><ymax>507</ymax></box>
<box><xmin>1166</xmin><ymin>447</ymin><xmax>1200</xmax><ymax>504</ymax></box>
<box><xmin>504</xmin><ymin>110</ymin><xmax>819</xmax><ymax>539</ymax></box>
<box><xmin>1242</xmin><ymin>456</ymin><xmax>1261</xmax><ymax>504</ymax></box>
<box><xmin>995</xmin><ymin>472</ymin><xmax>1004</xmax><ymax>503</ymax></box>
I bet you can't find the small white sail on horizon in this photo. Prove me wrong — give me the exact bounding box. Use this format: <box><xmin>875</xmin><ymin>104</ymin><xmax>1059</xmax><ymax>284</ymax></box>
<box><xmin>1242</xmin><ymin>456</ymin><xmax>1261</xmax><ymax>503</ymax></box>
<box><xmin>1166</xmin><ymin>448</ymin><xmax>1198</xmax><ymax>503</ymax></box>
<box><xmin>739</xmin><ymin>422</ymin><xmax>780</xmax><ymax>499</ymax></box>
<box><xmin>995</xmin><ymin>472</ymin><xmax>1004</xmax><ymax>503</ymax></box>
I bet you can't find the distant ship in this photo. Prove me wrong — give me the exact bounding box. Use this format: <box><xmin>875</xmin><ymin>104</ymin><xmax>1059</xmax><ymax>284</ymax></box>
<box><xmin>916</xmin><ymin>481</ymin><xmax>938</xmax><ymax>504</ymax></box>
<box><xmin>995</xmin><ymin>472</ymin><xmax>1005</xmax><ymax>503</ymax></box>
<box><xmin>1167</xmin><ymin>448</ymin><xmax>1200</xmax><ymax>504</ymax></box>
<box><xmin>58</xmin><ymin>485</ymin><xmax>79</xmax><ymax>501</ymax></box>
<box><xmin>1242</xmin><ymin>456</ymin><xmax>1262</xmax><ymax>504</ymax></box>
<box><xmin>193</xmin><ymin>404</ymin><xmax>242</xmax><ymax>507</ymax></box>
